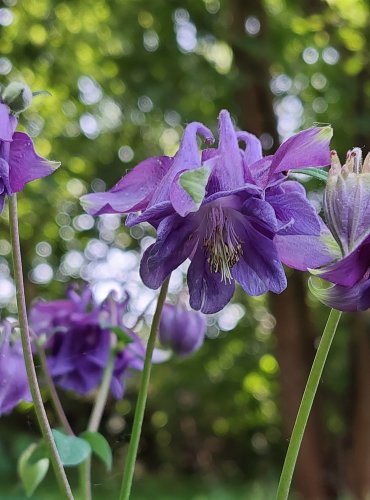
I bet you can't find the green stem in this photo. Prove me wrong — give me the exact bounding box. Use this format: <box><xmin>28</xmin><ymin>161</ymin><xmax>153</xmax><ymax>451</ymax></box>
<box><xmin>36</xmin><ymin>342</ymin><xmax>74</xmax><ymax>436</ymax></box>
<box><xmin>8</xmin><ymin>194</ymin><xmax>73</xmax><ymax>500</ymax></box>
<box><xmin>276</xmin><ymin>308</ymin><xmax>342</xmax><ymax>500</ymax></box>
<box><xmin>80</xmin><ymin>296</ymin><xmax>119</xmax><ymax>500</ymax></box>
<box><xmin>119</xmin><ymin>277</ymin><xmax>170</xmax><ymax>500</ymax></box>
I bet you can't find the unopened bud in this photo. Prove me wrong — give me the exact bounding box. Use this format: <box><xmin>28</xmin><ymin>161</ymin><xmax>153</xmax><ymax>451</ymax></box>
<box><xmin>2</xmin><ymin>81</ymin><xmax>32</xmax><ymax>113</ymax></box>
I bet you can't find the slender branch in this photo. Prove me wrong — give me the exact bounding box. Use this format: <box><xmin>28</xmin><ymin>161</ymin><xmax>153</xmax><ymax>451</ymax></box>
<box><xmin>36</xmin><ymin>342</ymin><xmax>74</xmax><ymax>436</ymax></box>
<box><xmin>276</xmin><ymin>308</ymin><xmax>342</xmax><ymax>500</ymax></box>
<box><xmin>119</xmin><ymin>276</ymin><xmax>170</xmax><ymax>500</ymax></box>
<box><xmin>8</xmin><ymin>194</ymin><xmax>73</xmax><ymax>500</ymax></box>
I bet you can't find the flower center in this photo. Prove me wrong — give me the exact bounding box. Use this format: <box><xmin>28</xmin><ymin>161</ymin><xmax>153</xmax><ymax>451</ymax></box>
<box><xmin>202</xmin><ymin>206</ymin><xmax>243</xmax><ymax>283</ymax></box>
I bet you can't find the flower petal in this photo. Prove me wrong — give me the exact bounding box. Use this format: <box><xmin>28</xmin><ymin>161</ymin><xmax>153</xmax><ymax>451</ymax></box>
<box><xmin>188</xmin><ymin>247</ymin><xmax>235</xmax><ymax>313</ymax></box>
<box><xmin>308</xmin><ymin>277</ymin><xmax>364</xmax><ymax>312</ymax></box>
<box><xmin>237</xmin><ymin>130</ymin><xmax>263</xmax><ymax>167</ymax></box>
<box><xmin>80</xmin><ymin>156</ymin><xmax>171</xmax><ymax>216</ymax></box>
<box><xmin>266</xmin><ymin>182</ymin><xmax>321</xmax><ymax>236</ymax></box>
<box><xmin>140</xmin><ymin>214</ymin><xmax>196</xmax><ymax>289</ymax></box>
<box><xmin>274</xmin><ymin>228</ymin><xmax>341</xmax><ymax>271</ymax></box>
<box><xmin>270</xmin><ymin>126</ymin><xmax>332</xmax><ymax>175</ymax></box>
<box><xmin>314</xmin><ymin>234</ymin><xmax>370</xmax><ymax>287</ymax></box>
<box><xmin>232</xmin><ymin>221</ymin><xmax>287</xmax><ymax>295</ymax></box>
<box><xmin>0</xmin><ymin>103</ymin><xmax>17</xmax><ymax>141</ymax></box>
<box><xmin>8</xmin><ymin>132</ymin><xmax>60</xmax><ymax>192</ymax></box>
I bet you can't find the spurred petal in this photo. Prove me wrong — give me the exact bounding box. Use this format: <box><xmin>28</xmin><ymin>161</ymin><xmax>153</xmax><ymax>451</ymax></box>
<box><xmin>80</xmin><ymin>156</ymin><xmax>171</xmax><ymax>216</ymax></box>
<box><xmin>275</xmin><ymin>228</ymin><xmax>341</xmax><ymax>271</ymax></box>
<box><xmin>188</xmin><ymin>247</ymin><xmax>235</xmax><ymax>313</ymax></box>
<box><xmin>125</xmin><ymin>200</ymin><xmax>174</xmax><ymax>228</ymax></box>
<box><xmin>8</xmin><ymin>132</ymin><xmax>60</xmax><ymax>192</ymax></box>
<box><xmin>149</xmin><ymin>122</ymin><xmax>214</xmax><ymax>208</ymax></box>
<box><xmin>206</xmin><ymin>110</ymin><xmax>245</xmax><ymax>192</ymax></box>
<box><xmin>237</xmin><ymin>130</ymin><xmax>263</xmax><ymax>167</ymax></box>
<box><xmin>266</xmin><ymin>182</ymin><xmax>321</xmax><ymax>236</ymax></box>
<box><xmin>241</xmin><ymin>197</ymin><xmax>279</xmax><ymax>233</ymax></box>
<box><xmin>0</xmin><ymin>103</ymin><xmax>17</xmax><ymax>141</ymax></box>
<box><xmin>270</xmin><ymin>126</ymin><xmax>332</xmax><ymax>175</ymax></box>
<box><xmin>232</xmin><ymin>221</ymin><xmax>287</xmax><ymax>295</ymax></box>
<box><xmin>140</xmin><ymin>214</ymin><xmax>196</xmax><ymax>289</ymax></box>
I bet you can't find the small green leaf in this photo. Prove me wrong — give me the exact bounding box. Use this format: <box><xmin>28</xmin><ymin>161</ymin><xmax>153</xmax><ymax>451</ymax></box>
<box><xmin>290</xmin><ymin>168</ymin><xmax>328</xmax><ymax>182</ymax></box>
<box><xmin>179</xmin><ymin>166</ymin><xmax>211</xmax><ymax>205</ymax></box>
<box><xmin>80</xmin><ymin>431</ymin><xmax>113</xmax><ymax>471</ymax></box>
<box><xmin>18</xmin><ymin>443</ymin><xmax>49</xmax><ymax>497</ymax></box>
<box><xmin>52</xmin><ymin>429</ymin><xmax>91</xmax><ymax>467</ymax></box>
<box><xmin>32</xmin><ymin>90</ymin><xmax>51</xmax><ymax>97</ymax></box>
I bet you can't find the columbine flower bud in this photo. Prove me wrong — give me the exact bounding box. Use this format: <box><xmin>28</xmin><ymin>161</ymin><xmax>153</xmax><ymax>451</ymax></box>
<box><xmin>159</xmin><ymin>303</ymin><xmax>206</xmax><ymax>357</ymax></box>
<box><xmin>2</xmin><ymin>81</ymin><xmax>32</xmax><ymax>113</ymax></box>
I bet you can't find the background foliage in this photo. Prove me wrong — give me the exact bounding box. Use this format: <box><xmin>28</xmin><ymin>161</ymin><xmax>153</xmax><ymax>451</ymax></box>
<box><xmin>1</xmin><ymin>0</ymin><xmax>370</xmax><ymax>498</ymax></box>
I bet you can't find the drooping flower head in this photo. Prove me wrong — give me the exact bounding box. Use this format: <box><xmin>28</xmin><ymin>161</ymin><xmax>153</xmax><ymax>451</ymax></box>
<box><xmin>81</xmin><ymin>110</ymin><xmax>332</xmax><ymax>313</ymax></box>
<box><xmin>305</xmin><ymin>149</ymin><xmax>370</xmax><ymax>311</ymax></box>
<box><xmin>0</xmin><ymin>82</ymin><xmax>60</xmax><ymax>213</ymax></box>
<box><xmin>158</xmin><ymin>303</ymin><xmax>206</xmax><ymax>357</ymax></box>
<box><xmin>0</xmin><ymin>321</ymin><xmax>31</xmax><ymax>416</ymax></box>
<box><xmin>30</xmin><ymin>285</ymin><xmax>157</xmax><ymax>398</ymax></box>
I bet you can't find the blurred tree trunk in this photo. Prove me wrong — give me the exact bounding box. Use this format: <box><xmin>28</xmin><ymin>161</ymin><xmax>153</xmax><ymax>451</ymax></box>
<box><xmin>229</xmin><ymin>0</ymin><xmax>330</xmax><ymax>497</ymax></box>
<box><xmin>349</xmin><ymin>313</ymin><xmax>370</xmax><ymax>498</ymax></box>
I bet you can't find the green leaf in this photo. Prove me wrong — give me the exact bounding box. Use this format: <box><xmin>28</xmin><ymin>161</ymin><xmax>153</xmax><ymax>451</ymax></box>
<box><xmin>289</xmin><ymin>168</ymin><xmax>328</xmax><ymax>182</ymax></box>
<box><xmin>18</xmin><ymin>443</ymin><xmax>49</xmax><ymax>497</ymax></box>
<box><xmin>80</xmin><ymin>431</ymin><xmax>113</xmax><ymax>471</ymax></box>
<box><xmin>52</xmin><ymin>429</ymin><xmax>91</xmax><ymax>467</ymax></box>
<box><xmin>179</xmin><ymin>166</ymin><xmax>211</xmax><ymax>205</ymax></box>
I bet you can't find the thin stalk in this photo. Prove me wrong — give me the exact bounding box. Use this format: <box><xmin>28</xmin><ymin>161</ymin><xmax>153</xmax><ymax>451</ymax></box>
<box><xmin>276</xmin><ymin>308</ymin><xmax>342</xmax><ymax>500</ymax></box>
<box><xmin>80</xmin><ymin>296</ymin><xmax>119</xmax><ymax>500</ymax></box>
<box><xmin>8</xmin><ymin>194</ymin><xmax>73</xmax><ymax>500</ymax></box>
<box><xmin>36</xmin><ymin>342</ymin><xmax>74</xmax><ymax>436</ymax></box>
<box><xmin>119</xmin><ymin>277</ymin><xmax>170</xmax><ymax>500</ymax></box>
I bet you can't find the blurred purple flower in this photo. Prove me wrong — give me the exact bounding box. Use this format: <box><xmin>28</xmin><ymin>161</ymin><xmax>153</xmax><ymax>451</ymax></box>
<box><xmin>0</xmin><ymin>321</ymin><xmax>31</xmax><ymax>415</ymax></box>
<box><xmin>30</xmin><ymin>286</ymin><xmax>160</xmax><ymax>398</ymax></box>
<box><xmin>81</xmin><ymin>110</ymin><xmax>332</xmax><ymax>313</ymax></box>
<box><xmin>299</xmin><ymin>149</ymin><xmax>370</xmax><ymax>312</ymax></box>
<box><xmin>0</xmin><ymin>98</ymin><xmax>60</xmax><ymax>213</ymax></box>
<box><xmin>158</xmin><ymin>303</ymin><xmax>206</xmax><ymax>357</ymax></box>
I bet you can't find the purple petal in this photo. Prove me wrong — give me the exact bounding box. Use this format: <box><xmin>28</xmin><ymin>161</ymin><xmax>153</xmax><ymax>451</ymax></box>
<box><xmin>232</xmin><ymin>221</ymin><xmax>287</xmax><ymax>295</ymax></box>
<box><xmin>274</xmin><ymin>228</ymin><xmax>341</xmax><ymax>271</ymax></box>
<box><xmin>241</xmin><ymin>197</ymin><xmax>279</xmax><ymax>234</ymax></box>
<box><xmin>324</xmin><ymin>172</ymin><xmax>370</xmax><ymax>255</ymax></box>
<box><xmin>315</xmin><ymin>234</ymin><xmax>370</xmax><ymax>287</ymax></box>
<box><xmin>140</xmin><ymin>214</ymin><xmax>196</xmax><ymax>289</ymax></box>
<box><xmin>8</xmin><ymin>132</ymin><xmax>59</xmax><ymax>192</ymax></box>
<box><xmin>270</xmin><ymin>126</ymin><xmax>332</xmax><ymax>175</ymax></box>
<box><xmin>149</xmin><ymin>122</ymin><xmax>214</xmax><ymax>207</ymax></box>
<box><xmin>237</xmin><ymin>130</ymin><xmax>263</xmax><ymax>167</ymax></box>
<box><xmin>0</xmin><ymin>103</ymin><xmax>17</xmax><ymax>141</ymax></box>
<box><xmin>206</xmin><ymin>110</ymin><xmax>245</xmax><ymax>192</ymax></box>
<box><xmin>0</xmin><ymin>158</ymin><xmax>11</xmax><ymax>194</ymax></box>
<box><xmin>266</xmin><ymin>182</ymin><xmax>321</xmax><ymax>236</ymax></box>
<box><xmin>308</xmin><ymin>277</ymin><xmax>366</xmax><ymax>312</ymax></box>
<box><xmin>80</xmin><ymin>156</ymin><xmax>171</xmax><ymax>216</ymax></box>
<box><xmin>246</xmin><ymin>155</ymin><xmax>274</xmax><ymax>189</ymax></box>
<box><xmin>188</xmin><ymin>247</ymin><xmax>235</xmax><ymax>313</ymax></box>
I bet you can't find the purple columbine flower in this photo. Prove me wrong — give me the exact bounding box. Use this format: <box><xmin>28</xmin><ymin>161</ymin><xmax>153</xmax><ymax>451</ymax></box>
<box><xmin>81</xmin><ymin>110</ymin><xmax>332</xmax><ymax>313</ymax></box>
<box><xmin>0</xmin><ymin>85</ymin><xmax>60</xmax><ymax>213</ymax></box>
<box><xmin>158</xmin><ymin>303</ymin><xmax>206</xmax><ymax>357</ymax></box>
<box><xmin>296</xmin><ymin>149</ymin><xmax>370</xmax><ymax>312</ymax></box>
<box><xmin>30</xmin><ymin>286</ymin><xmax>153</xmax><ymax>398</ymax></box>
<box><xmin>0</xmin><ymin>321</ymin><xmax>31</xmax><ymax>416</ymax></box>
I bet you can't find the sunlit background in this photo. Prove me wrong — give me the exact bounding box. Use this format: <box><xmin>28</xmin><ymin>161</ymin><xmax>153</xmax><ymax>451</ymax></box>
<box><xmin>0</xmin><ymin>0</ymin><xmax>370</xmax><ymax>498</ymax></box>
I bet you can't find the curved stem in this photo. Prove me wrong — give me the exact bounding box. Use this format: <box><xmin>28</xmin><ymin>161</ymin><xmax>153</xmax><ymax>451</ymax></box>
<box><xmin>119</xmin><ymin>277</ymin><xmax>170</xmax><ymax>500</ymax></box>
<box><xmin>8</xmin><ymin>194</ymin><xmax>73</xmax><ymax>500</ymax></box>
<box><xmin>276</xmin><ymin>308</ymin><xmax>342</xmax><ymax>500</ymax></box>
<box><xmin>36</xmin><ymin>342</ymin><xmax>74</xmax><ymax>436</ymax></box>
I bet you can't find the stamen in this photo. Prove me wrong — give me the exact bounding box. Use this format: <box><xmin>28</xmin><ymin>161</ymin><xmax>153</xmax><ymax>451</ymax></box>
<box><xmin>202</xmin><ymin>207</ymin><xmax>243</xmax><ymax>283</ymax></box>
